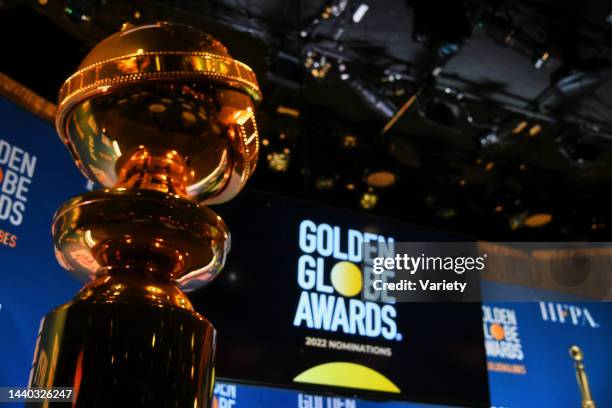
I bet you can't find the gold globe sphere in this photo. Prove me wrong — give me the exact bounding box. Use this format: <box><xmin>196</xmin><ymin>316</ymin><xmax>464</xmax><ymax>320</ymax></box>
<box><xmin>56</xmin><ymin>21</ymin><xmax>261</xmax><ymax>204</ymax></box>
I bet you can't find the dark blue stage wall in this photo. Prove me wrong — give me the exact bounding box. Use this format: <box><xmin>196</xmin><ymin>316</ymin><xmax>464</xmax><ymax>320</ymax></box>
<box><xmin>1</xmin><ymin>97</ymin><xmax>611</xmax><ymax>408</ymax></box>
<box><xmin>0</xmin><ymin>97</ymin><xmax>85</xmax><ymax>388</ymax></box>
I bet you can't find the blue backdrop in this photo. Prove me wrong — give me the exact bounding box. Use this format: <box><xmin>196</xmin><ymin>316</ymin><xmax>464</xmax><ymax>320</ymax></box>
<box><xmin>0</xmin><ymin>97</ymin><xmax>84</xmax><ymax>387</ymax></box>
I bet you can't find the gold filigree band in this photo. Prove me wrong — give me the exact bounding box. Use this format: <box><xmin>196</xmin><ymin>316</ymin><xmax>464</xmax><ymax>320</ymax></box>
<box><xmin>58</xmin><ymin>51</ymin><xmax>262</xmax><ymax>110</ymax></box>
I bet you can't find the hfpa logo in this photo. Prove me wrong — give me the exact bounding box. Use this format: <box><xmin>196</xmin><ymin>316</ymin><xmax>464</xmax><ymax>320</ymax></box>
<box><xmin>539</xmin><ymin>302</ymin><xmax>599</xmax><ymax>328</ymax></box>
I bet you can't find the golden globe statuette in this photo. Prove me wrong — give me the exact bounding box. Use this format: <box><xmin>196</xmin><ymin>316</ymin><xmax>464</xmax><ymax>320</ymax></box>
<box><xmin>27</xmin><ymin>22</ymin><xmax>260</xmax><ymax>407</ymax></box>
<box><xmin>569</xmin><ymin>345</ymin><xmax>596</xmax><ymax>408</ymax></box>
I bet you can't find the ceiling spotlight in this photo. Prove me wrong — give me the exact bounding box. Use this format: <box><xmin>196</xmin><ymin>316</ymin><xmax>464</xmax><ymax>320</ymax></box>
<box><xmin>478</xmin><ymin>118</ymin><xmax>533</xmax><ymax>148</ymax></box>
<box><xmin>267</xmin><ymin>151</ymin><xmax>290</xmax><ymax>172</ymax></box>
<box><xmin>365</xmin><ymin>170</ymin><xmax>396</xmax><ymax>188</ymax></box>
<box><xmin>528</xmin><ymin>123</ymin><xmax>542</xmax><ymax>137</ymax></box>
<box><xmin>533</xmin><ymin>51</ymin><xmax>549</xmax><ymax>69</ymax></box>
<box><xmin>64</xmin><ymin>0</ymin><xmax>93</xmax><ymax>22</ymax></box>
<box><xmin>438</xmin><ymin>41</ymin><xmax>461</xmax><ymax>57</ymax></box>
<box><xmin>277</xmin><ymin>105</ymin><xmax>300</xmax><ymax>118</ymax></box>
<box><xmin>508</xmin><ymin>212</ymin><xmax>527</xmax><ymax>230</ymax></box>
<box><xmin>482</xmin><ymin>15</ymin><xmax>562</xmax><ymax>70</ymax></box>
<box><xmin>304</xmin><ymin>51</ymin><xmax>332</xmax><ymax>79</ymax></box>
<box><xmin>321</xmin><ymin>0</ymin><xmax>349</xmax><ymax>19</ymax></box>
<box><xmin>360</xmin><ymin>189</ymin><xmax>379</xmax><ymax>210</ymax></box>
<box><xmin>509</xmin><ymin>212</ymin><xmax>553</xmax><ymax>229</ymax></box>
<box><xmin>524</xmin><ymin>213</ymin><xmax>553</xmax><ymax>228</ymax></box>
<box><xmin>533</xmin><ymin>48</ymin><xmax>562</xmax><ymax>70</ymax></box>
<box><xmin>512</xmin><ymin>120</ymin><xmax>528</xmax><ymax>134</ymax></box>
<box><xmin>479</xmin><ymin>132</ymin><xmax>500</xmax><ymax>147</ymax></box>
<box><xmin>315</xmin><ymin>176</ymin><xmax>337</xmax><ymax>190</ymax></box>
<box><xmin>341</xmin><ymin>134</ymin><xmax>357</xmax><ymax>148</ymax></box>
<box><xmin>352</xmin><ymin>4</ymin><xmax>369</xmax><ymax>23</ymax></box>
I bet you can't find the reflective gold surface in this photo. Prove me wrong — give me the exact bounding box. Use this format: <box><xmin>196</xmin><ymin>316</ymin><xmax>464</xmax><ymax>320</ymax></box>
<box><xmin>50</xmin><ymin>21</ymin><xmax>261</xmax><ymax>289</ymax></box>
<box><xmin>56</xmin><ymin>22</ymin><xmax>260</xmax><ymax>204</ymax></box>
<box><xmin>570</xmin><ymin>345</ymin><xmax>597</xmax><ymax>408</ymax></box>
<box><xmin>29</xmin><ymin>275</ymin><xmax>215</xmax><ymax>407</ymax></box>
<box><xmin>28</xmin><ymin>22</ymin><xmax>261</xmax><ymax>407</ymax></box>
<box><xmin>53</xmin><ymin>189</ymin><xmax>229</xmax><ymax>291</ymax></box>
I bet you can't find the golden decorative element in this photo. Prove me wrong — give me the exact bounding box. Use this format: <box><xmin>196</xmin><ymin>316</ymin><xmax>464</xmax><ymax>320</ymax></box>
<box><xmin>29</xmin><ymin>22</ymin><xmax>261</xmax><ymax>407</ymax></box>
<box><xmin>57</xmin><ymin>50</ymin><xmax>261</xmax><ymax>110</ymax></box>
<box><xmin>570</xmin><ymin>345</ymin><xmax>597</xmax><ymax>408</ymax></box>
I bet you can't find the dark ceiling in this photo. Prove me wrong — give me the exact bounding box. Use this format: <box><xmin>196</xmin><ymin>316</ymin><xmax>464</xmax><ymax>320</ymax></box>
<box><xmin>2</xmin><ymin>0</ymin><xmax>612</xmax><ymax>241</ymax></box>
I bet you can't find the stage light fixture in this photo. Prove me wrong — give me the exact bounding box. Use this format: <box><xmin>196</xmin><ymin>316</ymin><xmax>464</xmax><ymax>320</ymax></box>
<box><xmin>365</xmin><ymin>170</ymin><xmax>396</xmax><ymax>188</ymax></box>
<box><xmin>528</xmin><ymin>123</ymin><xmax>542</xmax><ymax>137</ymax></box>
<box><xmin>508</xmin><ymin>212</ymin><xmax>527</xmax><ymax>230</ymax></box>
<box><xmin>479</xmin><ymin>132</ymin><xmax>499</xmax><ymax>147</ymax></box>
<box><xmin>341</xmin><ymin>134</ymin><xmax>357</xmax><ymax>148</ymax></box>
<box><xmin>64</xmin><ymin>0</ymin><xmax>93</xmax><ymax>22</ymax></box>
<box><xmin>277</xmin><ymin>105</ymin><xmax>300</xmax><ymax>118</ymax></box>
<box><xmin>508</xmin><ymin>212</ymin><xmax>553</xmax><ymax>229</ymax></box>
<box><xmin>321</xmin><ymin>0</ymin><xmax>349</xmax><ymax>19</ymax></box>
<box><xmin>360</xmin><ymin>188</ymin><xmax>379</xmax><ymax>210</ymax></box>
<box><xmin>315</xmin><ymin>175</ymin><xmax>337</xmax><ymax>190</ymax></box>
<box><xmin>524</xmin><ymin>213</ymin><xmax>553</xmax><ymax>228</ymax></box>
<box><xmin>352</xmin><ymin>3</ymin><xmax>369</xmax><ymax>23</ymax></box>
<box><xmin>304</xmin><ymin>50</ymin><xmax>332</xmax><ymax>79</ymax></box>
<box><xmin>512</xmin><ymin>120</ymin><xmax>528</xmax><ymax>134</ymax></box>
<box><xmin>267</xmin><ymin>151</ymin><xmax>290</xmax><ymax>172</ymax></box>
